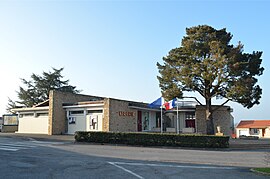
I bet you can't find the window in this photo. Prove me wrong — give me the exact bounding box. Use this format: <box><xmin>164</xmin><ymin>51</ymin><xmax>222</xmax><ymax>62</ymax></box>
<box><xmin>185</xmin><ymin>112</ymin><xmax>195</xmax><ymax>128</ymax></box>
<box><xmin>36</xmin><ymin>113</ymin><xmax>48</xmax><ymax>117</ymax></box>
<box><xmin>185</xmin><ymin>112</ymin><xmax>195</xmax><ymax>120</ymax></box>
<box><xmin>19</xmin><ymin>113</ymin><xmax>34</xmax><ymax>118</ymax></box>
<box><xmin>87</xmin><ymin>110</ymin><xmax>103</xmax><ymax>114</ymax></box>
<box><xmin>24</xmin><ymin>113</ymin><xmax>34</xmax><ymax>117</ymax></box>
<box><xmin>69</xmin><ymin>110</ymin><xmax>84</xmax><ymax>115</ymax></box>
<box><xmin>250</xmin><ymin>128</ymin><xmax>259</xmax><ymax>135</ymax></box>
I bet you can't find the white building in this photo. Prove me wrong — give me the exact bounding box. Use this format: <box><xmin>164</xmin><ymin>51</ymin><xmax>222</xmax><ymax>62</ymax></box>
<box><xmin>236</xmin><ymin>120</ymin><xmax>270</xmax><ymax>138</ymax></box>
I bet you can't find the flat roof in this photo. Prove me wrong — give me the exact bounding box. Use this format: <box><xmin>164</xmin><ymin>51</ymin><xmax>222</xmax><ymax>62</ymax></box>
<box><xmin>11</xmin><ymin>106</ymin><xmax>49</xmax><ymax>112</ymax></box>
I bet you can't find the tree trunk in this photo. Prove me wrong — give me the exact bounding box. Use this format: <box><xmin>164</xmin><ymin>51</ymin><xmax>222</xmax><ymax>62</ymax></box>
<box><xmin>205</xmin><ymin>97</ymin><xmax>214</xmax><ymax>135</ymax></box>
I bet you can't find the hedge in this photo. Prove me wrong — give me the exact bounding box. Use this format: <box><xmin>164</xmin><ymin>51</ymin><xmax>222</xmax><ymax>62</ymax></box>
<box><xmin>74</xmin><ymin>131</ymin><xmax>229</xmax><ymax>148</ymax></box>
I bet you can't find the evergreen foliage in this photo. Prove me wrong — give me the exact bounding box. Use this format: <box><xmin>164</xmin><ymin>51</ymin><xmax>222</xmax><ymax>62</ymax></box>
<box><xmin>75</xmin><ymin>131</ymin><xmax>230</xmax><ymax>148</ymax></box>
<box><xmin>7</xmin><ymin>67</ymin><xmax>80</xmax><ymax>111</ymax></box>
<box><xmin>157</xmin><ymin>25</ymin><xmax>264</xmax><ymax>134</ymax></box>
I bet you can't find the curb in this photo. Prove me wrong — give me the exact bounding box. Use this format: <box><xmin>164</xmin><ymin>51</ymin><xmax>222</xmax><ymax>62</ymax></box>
<box><xmin>0</xmin><ymin>133</ymin><xmax>75</xmax><ymax>142</ymax></box>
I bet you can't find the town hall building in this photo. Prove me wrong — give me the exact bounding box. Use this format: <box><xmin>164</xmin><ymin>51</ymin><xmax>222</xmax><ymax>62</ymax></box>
<box><xmin>12</xmin><ymin>90</ymin><xmax>234</xmax><ymax>136</ymax></box>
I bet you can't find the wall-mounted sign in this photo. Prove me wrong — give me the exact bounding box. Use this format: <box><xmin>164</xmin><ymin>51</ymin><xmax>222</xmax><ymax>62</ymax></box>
<box><xmin>3</xmin><ymin>115</ymin><xmax>18</xmax><ymax>126</ymax></box>
<box><xmin>68</xmin><ymin>117</ymin><xmax>76</xmax><ymax>124</ymax></box>
<box><xmin>118</xmin><ymin>111</ymin><xmax>135</xmax><ymax>117</ymax></box>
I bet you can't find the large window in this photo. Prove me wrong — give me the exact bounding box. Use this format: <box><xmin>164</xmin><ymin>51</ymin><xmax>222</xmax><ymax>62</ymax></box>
<box><xmin>185</xmin><ymin>112</ymin><xmax>195</xmax><ymax>128</ymax></box>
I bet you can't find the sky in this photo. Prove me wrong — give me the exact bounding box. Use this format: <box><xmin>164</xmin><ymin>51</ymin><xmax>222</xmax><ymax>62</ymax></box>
<box><xmin>0</xmin><ymin>0</ymin><xmax>269</xmax><ymax>124</ymax></box>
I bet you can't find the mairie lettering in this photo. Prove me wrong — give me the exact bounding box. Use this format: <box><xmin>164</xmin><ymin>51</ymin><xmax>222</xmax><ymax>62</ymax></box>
<box><xmin>118</xmin><ymin>111</ymin><xmax>135</xmax><ymax>117</ymax></box>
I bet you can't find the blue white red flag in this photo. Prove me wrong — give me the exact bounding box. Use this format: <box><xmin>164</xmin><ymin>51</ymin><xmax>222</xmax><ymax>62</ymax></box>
<box><xmin>148</xmin><ymin>97</ymin><xmax>165</xmax><ymax>108</ymax></box>
<box><xmin>164</xmin><ymin>98</ymin><xmax>177</xmax><ymax>110</ymax></box>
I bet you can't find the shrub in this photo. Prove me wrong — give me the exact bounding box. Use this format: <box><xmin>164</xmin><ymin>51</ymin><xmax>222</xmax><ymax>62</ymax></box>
<box><xmin>252</xmin><ymin>168</ymin><xmax>270</xmax><ymax>175</ymax></box>
<box><xmin>75</xmin><ymin>131</ymin><xmax>229</xmax><ymax>148</ymax></box>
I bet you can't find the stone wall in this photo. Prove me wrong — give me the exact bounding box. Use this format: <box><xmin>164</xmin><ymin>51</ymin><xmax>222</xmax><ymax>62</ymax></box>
<box><xmin>108</xmin><ymin>98</ymin><xmax>137</xmax><ymax>132</ymax></box>
<box><xmin>48</xmin><ymin>90</ymin><xmax>104</xmax><ymax>135</ymax></box>
<box><xmin>195</xmin><ymin>106</ymin><xmax>207</xmax><ymax>134</ymax></box>
<box><xmin>195</xmin><ymin>105</ymin><xmax>233</xmax><ymax>136</ymax></box>
<box><xmin>103</xmin><ymin>98</ymin><xmax>110</xmax><ymax>132</ymax></box>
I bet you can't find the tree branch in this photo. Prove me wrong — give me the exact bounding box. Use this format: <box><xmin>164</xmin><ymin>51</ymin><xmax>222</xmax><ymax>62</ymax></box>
<box><xmin>194</xmin><ymin>86</ymin><xmax>205</xmax><ymax>98</ymax></box>
<box><xmin>212</xmin><ymin>99</ymin><xmax>231</xmax><ymax>112</ymax></box>
<box><xmin>182</xmin><ymin>96</ymin><xmax>203</xmax><ymax>105</ymax></box>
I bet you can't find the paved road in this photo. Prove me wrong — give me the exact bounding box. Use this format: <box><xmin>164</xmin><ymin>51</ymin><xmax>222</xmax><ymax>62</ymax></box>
<box><xmin>0</xmin><ymin>136</ymin><xmax>268</xmax><ymax>178</ymax></box>
<box><xmin>52</xmin><ymin>142</ymin><xmax>269</xmax><ymax>168</ymax></box>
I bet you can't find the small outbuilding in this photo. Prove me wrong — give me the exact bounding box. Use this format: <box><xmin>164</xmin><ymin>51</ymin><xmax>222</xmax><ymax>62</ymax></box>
<box><xmin>236</xmin><ymin>120</ymin><xmax>270</xmax><ymax>138</ymax></box>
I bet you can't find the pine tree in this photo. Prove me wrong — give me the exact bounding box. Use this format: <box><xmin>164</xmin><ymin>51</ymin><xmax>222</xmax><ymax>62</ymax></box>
<box><xmin>7</xmin><ymin>67</ymin><xmax>80</xmax><ymax>111</ymax></box>
<box><xmin>157</xmin><ymin>25</ymin><xmax>264</xmax><ymax>134</ymax></box>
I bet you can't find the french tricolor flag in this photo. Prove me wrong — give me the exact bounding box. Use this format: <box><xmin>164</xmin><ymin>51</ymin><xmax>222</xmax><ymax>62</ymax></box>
<box><xmin>164</xmin><ymin>98</ymin><xmax>177</xmax><ymax>110</ymax></box>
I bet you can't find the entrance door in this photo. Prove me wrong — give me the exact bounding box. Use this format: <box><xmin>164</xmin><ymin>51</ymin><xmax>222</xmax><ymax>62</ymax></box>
<box><xmin>137</xmin><ymin>111</ymin><xmax>142</xmax><ymax>132</ymax></box>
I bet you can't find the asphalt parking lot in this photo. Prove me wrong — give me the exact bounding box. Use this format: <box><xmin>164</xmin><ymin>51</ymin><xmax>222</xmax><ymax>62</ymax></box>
<box><xmin>0</xmin><ymin>136</ymin><xmax>268</xmax><ymax>179</ymax></box>
<box><xmin>0</xmin><ymin>133</ymin><xmax>269</xmax><ymax>178</ymax></box>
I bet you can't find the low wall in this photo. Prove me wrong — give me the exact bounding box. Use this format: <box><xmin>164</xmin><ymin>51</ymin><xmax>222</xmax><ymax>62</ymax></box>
<box><xmin>1</xmin><ymin>125</ymin><xmax>18</xmax><ymax>133</ymax></box>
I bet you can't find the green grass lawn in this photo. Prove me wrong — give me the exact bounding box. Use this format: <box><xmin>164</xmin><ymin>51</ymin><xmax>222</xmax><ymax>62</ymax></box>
<box><xmin>253</xmin><ymin>168</ymin><xmax>270</xmax><ymax>174</ymax></box>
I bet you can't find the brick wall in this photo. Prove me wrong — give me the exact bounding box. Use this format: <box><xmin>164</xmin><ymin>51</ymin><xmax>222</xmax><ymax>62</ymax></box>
<box><xmin>48</xmin><ymin>90</ymin><xmax>104</xmax><ymax>135</ymax></box>
<box><xmin>196</xmin><ymin>105</ymin><xmax>233</xmax><ymax>135</ymax></box>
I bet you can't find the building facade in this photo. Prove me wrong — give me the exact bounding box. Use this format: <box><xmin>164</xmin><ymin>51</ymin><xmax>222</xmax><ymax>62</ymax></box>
<box><xmin>12</xmin><ymin>90</ymin><xmax>233</xmax><ymax>136</ymax></box>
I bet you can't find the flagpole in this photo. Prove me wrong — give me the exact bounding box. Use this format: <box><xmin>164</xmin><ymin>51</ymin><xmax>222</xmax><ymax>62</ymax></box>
<box><xmin>161</xmin><ymin>104</ymin><xmax>163</xmax><ymax>133</ymax></box>
<box><xmin>176</xmin><ymin>98</ymin><xmax>179</xmax><ymax>134</ymax></box>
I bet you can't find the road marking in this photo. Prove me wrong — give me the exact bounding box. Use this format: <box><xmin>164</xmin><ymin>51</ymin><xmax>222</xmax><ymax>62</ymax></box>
<box><xmin>0</xmin><ymin>145</ymin><xmax>28</xmax><ymax>149</ymax></box>
<box><xmin>108</xmin><ymin>162</ymin><xmax>144</xmax><ymax>179</ymax></box>
<box><xmin>30</xmin><ymin>141</ymin><xmax>65</xmax><ymax>145</ymax></box>
<box><xmin>110</xmin><ymin>161</ymin><xmax>235</xmax><ymax>170</ymax></box>
<box><xmin>0</xmin><ymin>142</ymin><xmax>63</xmax><ymax>151</ymax></box>
<box><xmin>1</xmin><ymin>143</ymin><xmax>37</xmax><ymax>148</ymax></box>
<box><xmin>0</xmin><ymin>138</ymin><xmax>65</xmax><ymax>152</ymax></box>
<box><xmin>108</xmin><ymin>162</ymin><xmax>237</xmax><ymax>179</ymax></box>
<box><xmin>0</xmin><ymin>141</ymin><xmax>40</xmax><ymax>151</ymax></box>
<box><xmin>0</xmin><ymin>143</ymin><xmax>34</xmax><ymax>151</ymax></box>
<box><xmin>0</xmin><ymin>147</ymin><xmax>19</xmax><ymax>151</ymax></box>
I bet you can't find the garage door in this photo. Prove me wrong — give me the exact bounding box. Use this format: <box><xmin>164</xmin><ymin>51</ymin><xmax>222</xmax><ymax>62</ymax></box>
<box><xmin>239</xmin><ymin>130</ymin><xmax>249</xmax><ymax>136</ymax></box>
<box><xmin>18</xmin><ymin>115</ymin><xmax>48</xmax><ymax>134</ymax></box>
